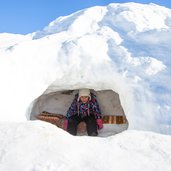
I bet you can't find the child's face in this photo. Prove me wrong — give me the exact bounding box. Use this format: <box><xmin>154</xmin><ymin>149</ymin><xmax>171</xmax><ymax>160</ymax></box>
<box><xmin>80</xmin><ymin>96</ymin><xmax>89</xmax><ymax>103</ymax></box>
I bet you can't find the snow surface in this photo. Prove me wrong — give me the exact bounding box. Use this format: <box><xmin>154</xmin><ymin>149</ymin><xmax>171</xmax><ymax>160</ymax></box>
<box><xmin>0</xmin><ymin>2</ymin><xmax>171</xmax><ymax>170</ymax></box>
<box><xmin>0</xmin><ymin>121</ymin><xmax>171</xmax><ymax>171</ymax></box>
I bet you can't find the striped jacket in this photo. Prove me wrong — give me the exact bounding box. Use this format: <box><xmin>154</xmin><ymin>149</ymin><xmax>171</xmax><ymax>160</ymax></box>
<box><xmin>66</xmin><ymin>92</ymin><xmax>102</xmax><ymax>119</ymax></box>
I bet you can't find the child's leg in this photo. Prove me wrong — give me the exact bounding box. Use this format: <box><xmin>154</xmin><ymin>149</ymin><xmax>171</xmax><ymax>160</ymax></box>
<box><xmin>67</xmin><ymin>115</ymin><xmax>80</xmax><ymax>135</ymax></box>
<box><xmin>84</xmin><ymin>114</ymin><xmax>98</xmax><ymax>136</ymax></box>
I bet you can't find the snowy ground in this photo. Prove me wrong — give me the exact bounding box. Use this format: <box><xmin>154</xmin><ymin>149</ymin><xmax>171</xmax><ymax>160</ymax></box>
<box><xmin>0</xmin><ymin>121</ymin><xmax>171</xmax><ymax>171</ymax></box>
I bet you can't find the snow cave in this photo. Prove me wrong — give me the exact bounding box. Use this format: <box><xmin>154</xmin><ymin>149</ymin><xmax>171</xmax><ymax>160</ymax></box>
<box><xmin>29</xmin><ymin>88</ymin><xmax>128</xmax><ymax>136</ymax></box>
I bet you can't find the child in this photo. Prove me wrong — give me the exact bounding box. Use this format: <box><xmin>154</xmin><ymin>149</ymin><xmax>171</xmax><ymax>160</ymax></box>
<box><xmin>66</xmin><ymin>89</ymin><xmax>103</xmax><ymax>136</ymax></box>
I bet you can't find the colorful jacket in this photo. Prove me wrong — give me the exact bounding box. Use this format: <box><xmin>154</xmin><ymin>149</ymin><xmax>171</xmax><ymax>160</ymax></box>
<box><xmin>66</xmin><ymin>92</ymin><xmax>102</xmax><ymax>119</ymax></box>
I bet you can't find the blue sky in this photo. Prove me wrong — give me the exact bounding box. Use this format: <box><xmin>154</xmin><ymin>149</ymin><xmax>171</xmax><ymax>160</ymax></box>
<box><xmin>0</xmin><ymin>0</ymin><xmax>171</xmax><ymax>34</ymax></box>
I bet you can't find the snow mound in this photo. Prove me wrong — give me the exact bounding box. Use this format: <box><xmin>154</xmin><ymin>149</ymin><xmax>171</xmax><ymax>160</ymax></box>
<box><xmin>0</xmin><ymin>2</ymin><xmax>171</xmax><ymax>134</ymax></box>
<box><xmin>0</xmin><ymin>121</ymin><xmax>171</xmax><ymax>171</ymax></box>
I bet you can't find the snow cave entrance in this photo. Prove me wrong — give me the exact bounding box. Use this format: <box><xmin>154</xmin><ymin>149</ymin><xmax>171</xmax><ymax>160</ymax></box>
<box><xmin>29</xmin><ymin>89</ymin><xmax>128</xmax><ymax>136</ymax></box>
